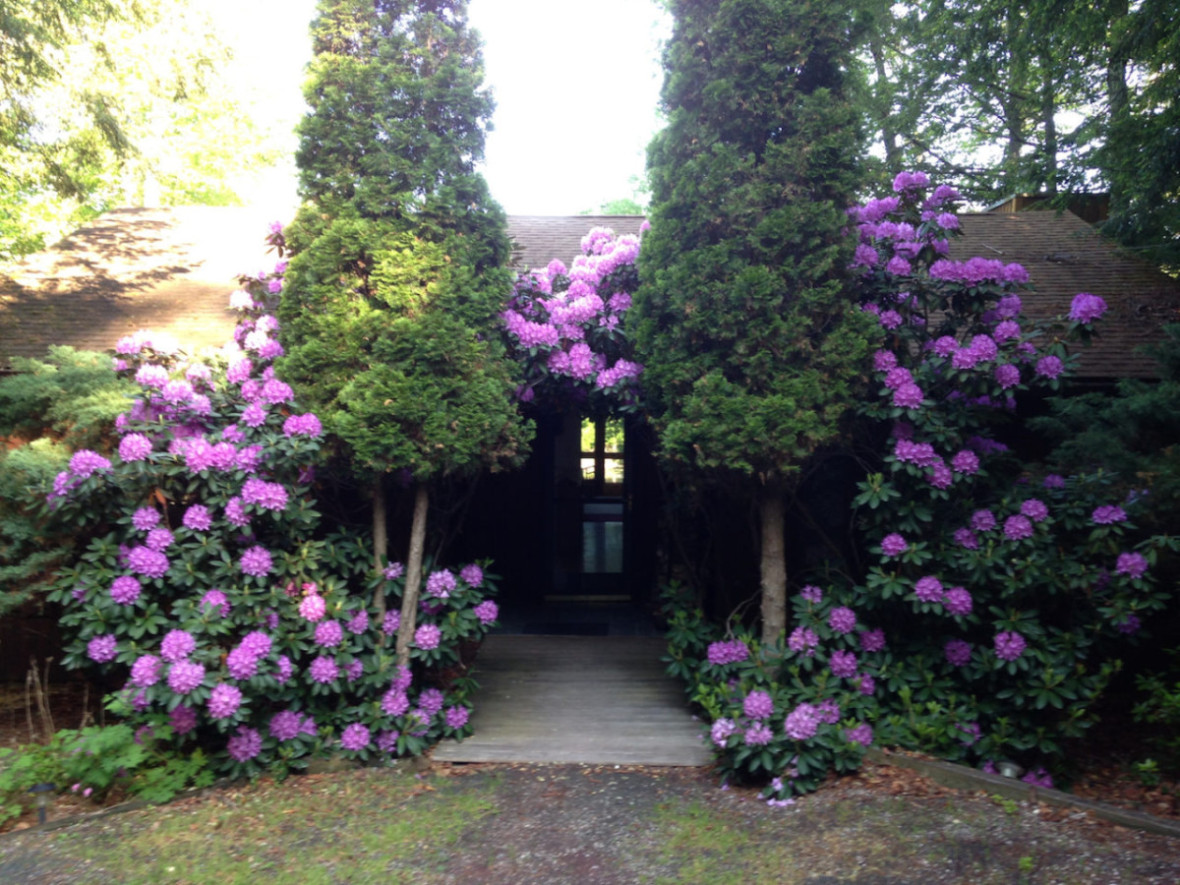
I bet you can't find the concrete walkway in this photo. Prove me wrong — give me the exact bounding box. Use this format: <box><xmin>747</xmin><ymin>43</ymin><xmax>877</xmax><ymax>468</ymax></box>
<box><xmin>432</xmin><ymin>634</ymin><xmax>713</xmax><ymax>766</ymax></box>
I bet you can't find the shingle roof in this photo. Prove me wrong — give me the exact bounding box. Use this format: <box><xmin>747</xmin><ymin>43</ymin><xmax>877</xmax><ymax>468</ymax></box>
<box><xmin>0</xmin><ymin>206</ymin><xmax>274</xmax><ymax>370</ymax></box>
<box><xmin>1</xmin><ymin>207</ymin><xmax>1175</xmax><ymax>378</ymax></box>
<box><xmin>953</xmin><ymin>212</ymin><xmax>1180</xmax><ymax>378</ymax></box>
<box><xmin>506</xmin><ymin>215</ymin><xmax>646</xmax><ymax>272</ymax></box>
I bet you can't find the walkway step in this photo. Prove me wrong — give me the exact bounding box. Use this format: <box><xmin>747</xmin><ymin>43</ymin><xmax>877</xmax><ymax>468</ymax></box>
<box><xmin>432</xmin><ymin>634</ymin><xmax>713</xmax><ymax>766</ymax></box>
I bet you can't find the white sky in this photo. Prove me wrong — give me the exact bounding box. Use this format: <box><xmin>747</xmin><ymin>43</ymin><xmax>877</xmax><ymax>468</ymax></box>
<box><xmin>211</xmin><ymin>0</ymin><xmax>669</xmax><ymax>217</ymax></box>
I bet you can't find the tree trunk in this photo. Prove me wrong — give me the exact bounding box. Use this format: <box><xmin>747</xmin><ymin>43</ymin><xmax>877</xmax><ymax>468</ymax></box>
<box><xmin>1105</xmin><ymin>0</ymin><xmax>1130</xmax><ymax>213</ymax></box>
<box><xmin>395</xmin><ymin>483</ymin><xmax>430</xmax><ymax>670</ymax></box>
<box><xmin>372</xmin><ymin>473</ymin><xmax>387</xmax><ymax>616</ymax></box>
<box><xmin>759</xmin><ymin>485</ymin><xmax>787</xmax><ymax>647</ymax></box>
<box><xmin>1040</xmin><ymin>46</ymin><xmax>1057</xmax><ymax>195</ymax></box>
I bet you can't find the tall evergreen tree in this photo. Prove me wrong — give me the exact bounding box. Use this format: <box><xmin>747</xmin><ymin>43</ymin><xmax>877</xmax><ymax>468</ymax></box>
<box><xmin>278</xmin><ymin>0</ymin><xmax>530</xmax><ymax>666</ymax></box>
<box><xmin>635</xmin><ymin>0</ymin><xmax>879</xmax><ymax>644</ymax></box>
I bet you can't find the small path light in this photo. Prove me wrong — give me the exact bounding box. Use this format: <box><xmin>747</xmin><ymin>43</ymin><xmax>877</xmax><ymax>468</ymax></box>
<box><xmin>996</xmin><ymin>761</ymin><xmax>1023</xmax><ymax>779</ymax></box>
<box><xmin>29</xmin><ymin>782</ymin><xmax>56</xmax><ymax>825</ymax></box>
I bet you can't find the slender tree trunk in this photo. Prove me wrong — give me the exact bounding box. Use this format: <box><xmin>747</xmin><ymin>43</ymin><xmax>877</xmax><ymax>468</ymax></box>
<box><xmin>372</xmin><ymin>473</ymin><xmax>387</xmax><ymax>616</ymax></box>
<box><xmin>759</xmin><ymin>485</ymin><xmax>787</xmax><ymax>647</ymax></box>
<box><xmin>1040</xmin><ymin>46</ymin><xmax>1057</xmax><ymax>195</ymax></box>
<box><xmin>395</xmin><ymin>483</ymin><xmax>430</xmax><ymax>670</ymax></box>
<box><xmin>1105</xmin><ymin>0</ymin><xmax>1130</xmax><ymax>213</ymax></box>
<box><xmin>869</xmin><ymin>35</ymin><xmax>900</xmax><ymax>173</ymax></box>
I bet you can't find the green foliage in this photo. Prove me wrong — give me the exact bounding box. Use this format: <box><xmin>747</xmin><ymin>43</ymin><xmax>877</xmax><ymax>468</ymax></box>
<box><xmin>661</xmin><ymin>584</ymin><xmax>876</xmax><ymax>799</ymax></box>
<box><xmin>1133</xmin><ymin>663</ymin><xmax>1180</xmax><ymax>776</ymax></box>
<box><xmin>0</xmin><ymin>723</ymin><xmax>214</xmax><ymax>826</ymax></box>
<box><xmin>0</xmin><ymin>347</ymin><xmax>135</xmax><ymax>613</ymax></box>
<box><xmin>0</xmin><ymin>0</ymin><xmax>282</xmax><ymax>259</ymax></box>
<box><xmin>1031</xmin><ymin>324</ymin><xmax>1180</xmax><ymax>534</ymax></box>
<box><xmin>280</xmin><ymin>0</ymin><xmax>531</xmax><ymax>484</ymax></box>
<box><xmin>636</xmin><ymin>0</ymin><xmax>879</xmax><ymax>486</ymax></box>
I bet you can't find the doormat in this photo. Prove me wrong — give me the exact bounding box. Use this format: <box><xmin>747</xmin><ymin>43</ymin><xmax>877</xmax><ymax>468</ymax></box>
<box><xmin>521</xmin><ymin>622</ymin><xmax>610</xmax><ymax>636</ymax></box>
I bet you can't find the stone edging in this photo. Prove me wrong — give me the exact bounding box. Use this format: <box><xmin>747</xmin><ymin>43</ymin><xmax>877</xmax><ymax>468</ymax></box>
<box><xmin>865</xmin><ymin>747</ymin><xmax>1180</xmax><ymax>840</ymax></box>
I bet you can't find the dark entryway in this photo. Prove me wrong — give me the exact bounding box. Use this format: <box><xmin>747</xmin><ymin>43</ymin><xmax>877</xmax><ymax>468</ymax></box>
<box><xmin>457</xmin><ymin>407</ymin><xmax>662</xmax><ymax>634</ymax></box>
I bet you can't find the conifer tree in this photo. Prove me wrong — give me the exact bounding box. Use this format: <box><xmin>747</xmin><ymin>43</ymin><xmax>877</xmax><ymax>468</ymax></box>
<box><xmin>635</xmin><ymin>0</ymin><xmax>879</xmax><ymax>645</ymax></box>
<box><xmin>278</xmin><ymin>0</ymin><xmax>530</xmax><ymax>666</ymax></box>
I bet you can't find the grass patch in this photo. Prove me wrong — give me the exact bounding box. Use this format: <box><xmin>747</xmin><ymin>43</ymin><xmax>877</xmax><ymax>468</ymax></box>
<box><xmin>55</xmin><ymin>767</ymin><xmax>498</xmax><ymax>884</ymax></box>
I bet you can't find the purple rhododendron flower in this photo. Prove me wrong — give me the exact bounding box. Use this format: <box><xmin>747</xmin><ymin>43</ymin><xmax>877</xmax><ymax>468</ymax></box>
<box><xmin>474</xmin><ymin>600</ymin><xmax>499</xmax><ymax>625</ymax></box>
<box><xmin>859</xmin><ymin>629</ymin><xmax>886</xmax><ymax>652</ymax></box>
<box><xmin>828</xmin><ymin>606</ymin><xmax>857</xmax><ymax>634</ymax></box>
<box><xmin>128</xmin><ymin>545</ymin><xmax>169</xmax><ymax>579</ymax></box>
<box><xmin>928</xmin><ymin>461</ymin><xmax>953</xmax><ymax>489</ymax></box>
<box><xmin>382</xmin><ymin>688</ymin><xmax>410</xmax><ymax>717</ymax></box>
<box><xmin>745</xmin><ymin>721</ymin><xmax>774</xmax><ymax>746</ymax></box>
<box><xmin>239</xmin><ymin>545</ymin><xmax>273</xmax><ymax>577</ymax></box>
<box><xmin>847</xmin><ymin>724</ymin><xmax>874</xmax><ymax>747</ymax></box>
<box><xmin>707</xmin><ymin>639</ymin><xmax>749</xmax><ymax>665</ymax></box>
<box><xmin>226</xmin><ymin>726</ymin><xmax>262</xmax><ymax>762</ymax></box>
<box><xmin>269</xmin><ymin>710</ymin><xmax>302</xmax><ymax>741</ymax></box>
<box><xmin>1116</xmin><ymin>551</ymin><xmax>1148</xmax><ymax>579</ymax></box>
<box><xmin>242</xmin><ymin>478</ymin><xmax>288</xmax><ymax>511</ymax></box>
<box><xmin>944</xmin><ymin>639</ymin><xmax>972</xmax><ymax>667</ymax></box>
<box><xmin>276</xmin><ymin>655</ymin><xmax>293</xmax><ymax>684</ymax></box>
<box><xmin>711</xmin><ymin>718</ymin><xmax>737</xmax><ymax>747</ymax></box>
<box><xmin>460</xmin><ymin>563</ymin><xmax>484</xmax><ymax>587</ymax></box>
<box><xmin>951</xmin><ymin>450</ymin><xmax>980</xmax><ymax>474</ymax></box>
<box><xmin>383</xmin><ymin>610</ymin><xmax>401</xmax><ymax>635</ymax></box>
<box><xmin>818</xmin><ymin>699</ymin><xmax>841</xmax><ymax>724</ymax></box>
<box><xmin>884</xmin><ymin>366</ymin><xmax>913</xmax><ymax>390</ymax></box>
<box><xmin>1022</xmin><ymin>767</ymin><xmax>1054</xmax><ymax>789</ymax></box>
<box><xmin>1021</xmin><ymin>499</ymin><xmax>1049</xmax><ymax>522</ymax></box>
<box><xmin>346</xmin><ymin>610</ymin><xmax>370</xmax><ymax>634</ymax></box>
<box><xmin>171</xmin><ymin>705</ymin><xmax>197</xmax><ymax>735</ymax></box>
<box><xmin>943</xmin><ymin>586</ymin><xmax>973</xmax><ymax>616</ymax></box>
<box><xmin>971</xmin><ymin>510</ymin><xmax>997</xmax><ymax>532</ymax></box>
<box><xmin>1092</xmin><ymin>505</ymin><xmax>1127</xmax><ymax>525</ymax></box>
<box><xmin>340</xmin><ymin>723</ymin><xmax>371</xmax><ymax>752</ymax></box>
<box><xmin>309</xmin><ymin>656</ymin><xmax>338</xmax><ymax>684</ymax></box>
<box><xmin>87</xmin><ymin>634</ymin><xmax>117</xmax><ymax>662</ymax></box>
<box><xmin>1036</xmin><ymin>355</ymin><xmax>1064</xmax><ymax>379</ymax></box>
<box><xmin>224</xmin><ymin>497</ymin><xmax>250</xmax><ymax>527</ymax></box>
<box><xmin>800</xmin><ymin>585</ymin><xmax>823</xmax><ymax>603</ymax></box>
<box><xmin>132</xmin><ymin>507</ymin><xmax>161</xmax><ymax>531</ymax></box>
<box><xmin>829</xmin><ymin>650</ymin><xmax>859</xmax><ymax>678</ymax></box>
<box><xmin>994</xmin><ymin>631</ymin><xmax>1027</xmax><ymax>661</ymax></box>
<box><xmin>994</xmin><ymin>363</ymin><xmax>1021</xmax><ymax>389</ymax></box>
<box><xmin>914</xmin><ymin>576</ymin><xmax>944</xmax><ymax>603</ymax></box>
<box><xmin>384</xmin><ymin>561</ymin><xmax>405</xmax><ymax>580</ymax></box>
<box><xmin>110</xmin><ymin>575</ymin><xmax>142</xmax><ymax>605</ymax></box>
<box><xmin>226</xmin><ymin>646</ymin><xmax>259</xmax><ymax>680</ymax></box>
<box><xmin>119</xmin><ymin>434</ymin><xmax>153</xmax><ymax>462</ymax></box>
<box><xmin>160</xmin><ymin>629</ymin><xmax>196</xmax><ymax>662</ymax></box>
<box><xmin>183</xmin><ymin>504</ymin><xmax>212</xmax><ymax>531</ymax></box>
<box><xmin>1117</xmin><ymin>614</ymin><xmax>1142</xmax><ymax>635</ymax></box>
<box><xmin>314</xmin><ymin>620</ymin><xmax>344</xmax><ymax>648</ymax></box>
<box><xmin>1069</xmin><ymin>292</ymin><xmax>1107</xmax><ymax>323</ymax></box>
<box><xmin>881</xmin><ymin>533</ymin><xmax>908</xmax><ymax>557</ymax></box>
<box><xmin>788</xmin><ymin>626</ymin><xmax>819</xmax><ymax>657</ymax></box>
<box><xmin>954</xmin><ymin>527</ymin><xmax>979</xmax><ymax>549</ymax></box>
<box><xmin>130</xmin><ymin>654</ymin><xmax>161</xmax><ymax>687</ymax></box>
<box><xmin>200</xmin><ymin>589</ymin><xmax>230</xmax><ymax>616</ymax></box>
<box><xmin>414</xmin><ymin>624</ymin><xmax>441</xmax><ymax>650</ymax></box>
<box><xmin>283</xmin><ymin>413</ymin><xmax>323</xmax><ymax>437</ymax></box>
<box><xmin>70</xmin><ymin>450</ymin><xmax>112</xmax><ymax>477</ymax></box>
<box><xmin>784</xmin><ymin>703</ymin><xmax>821</xmax><ymax>741</ymax></box>
<box><xmin>445</xmin><ymin>706</ymin><xmax>470</xmax><ymax>729</ymax></box>
<box><xmin>425</xmin><ymin>569</ymin><xmax>456</xmax><ymax>598</ymax></box>
<box><xmin>419</xmin><ymin>689</ymin><xmax>446</xmax><ymax>716</ymax></box>
<box><xmin>1043</xmin><ymin>474</ymin><xmax>1066</xmax><ymax>489</ymax></box>
<box><xmin>167</xmin><ymin>660</ymin><xmax>205</xmax><ymax>694</ymax></box>
<box><xmin>743</xmin><ymin>690</ymin><xmax>774</xmax><ymax>720</ymax></box>
<box><xmin>145</xmin><ymin>527</ymin><xmax>173</xmax><ymax>551</ymax></box>
<box><xmin>208</xmin><ymin>683</ymin><xmax>243</xmax><ymax>719</ymax></box>
<box><xmin>1004</xmin><ymin>515</ymin><xmax>1034</xmax><ymax>540</ymax></box>
<box><xmin>874</xmin><ymin>349</ymin><xmax>898</xmax><ymax>371</ymax></box>
<box><xmin>299</xmin><ymin>593</ymin><xmax>326</xmax><ymax>622</ymax></box>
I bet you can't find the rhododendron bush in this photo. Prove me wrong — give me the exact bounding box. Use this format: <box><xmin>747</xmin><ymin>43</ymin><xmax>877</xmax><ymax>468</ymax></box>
<box><xmin>502</xmin><ymin>225</ymin><xmax>644</xmax><ymax>408</ymax></box>
<box><xmin>46</xmin><ymin>260</ymin><xmax>500</xmax><ymax>777</ymax></box>
<box><xmin>667</xmin><ymin>174</ymin><xmax>1176</xmax><ymax>801</ymax></box>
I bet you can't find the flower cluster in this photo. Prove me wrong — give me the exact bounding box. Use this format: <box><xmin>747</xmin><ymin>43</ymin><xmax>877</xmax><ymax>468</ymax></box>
<box><xmin>502</xmin><ymin>226</ymin><xmax>644</xmax><ymax>407</ymax></box>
